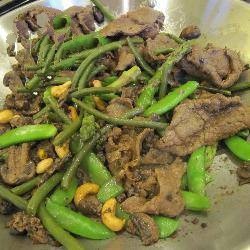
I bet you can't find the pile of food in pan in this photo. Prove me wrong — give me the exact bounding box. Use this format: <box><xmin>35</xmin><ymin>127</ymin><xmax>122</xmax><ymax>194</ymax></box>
<box><xmin>0</xmin><ymin>0</ymin><xmax>249</xmax><ymax>248</ymax></box>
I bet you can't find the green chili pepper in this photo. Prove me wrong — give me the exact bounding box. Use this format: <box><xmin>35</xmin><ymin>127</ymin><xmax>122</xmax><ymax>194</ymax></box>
<box><xmin>225</xmin><ymin>135</ymin><xmax>250</xmax><ymax>161</ymax></box>
<box><xmin>0</xmin><ymin>124</ymin><xmax>57</xmax><ymax>149</ymax></box>
<box><xmin>187</xmin><ymin>146</ymin><xmax>206</xmax><ymax>195</ymax></box>
<box><xmin>27</xmin><ymin>172</ymin><xmax>63</xmax><ymax>216</ymax></box>
<box><xmin>153</xmin><ymin>216</ymin><xmax>180</xmax><ymax>239</ymax></box>
<box><xmin>97</xmin><ymin>177</ymin><xmax>124</xmax><ymax>203</ymax></box>
<box><xmin>144</xmin><ymin>81</ymin><xmax>199</xmax><ymax>116</ymax></box>
<box><xmin>182</xmin><ymin>191</ymin><xmax>210</xmax><ymax>211</ymax></box>
<box><xmin>53</xmin><ymin>14</ymin><xmax>71</xmax><ymax>29</ymax></box>
<box><xmin>38</xmin><ymin>203</ymin><xmax>85</xmax><ymax>250</ymax></box>
<box><xmin>90</xmin><ymin>0</ymin><xmax>116</xmax><ymax>21</ymax></box>
<box><xmin>0</xmin><ymin>185</ymin><xmax>28</xmax><ymax>210</ymax></box>
<box><xmin>46</xmin><ymin>199</ymin><xmax>115</xmax><ymax>239</ymax></box>
<box><xmin>204</xmin><ymin>144</ymin><xmax>217</xmax><ymax>169</ymax></box>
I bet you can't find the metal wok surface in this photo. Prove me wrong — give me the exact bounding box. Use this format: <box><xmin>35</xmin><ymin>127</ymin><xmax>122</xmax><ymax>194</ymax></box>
<box><xmin>0</xmin><ymin>0</ymin><xmax>250</xmax><ymax>249</ymax></box>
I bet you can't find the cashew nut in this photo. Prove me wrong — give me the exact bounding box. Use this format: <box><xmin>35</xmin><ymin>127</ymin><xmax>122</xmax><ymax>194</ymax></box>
<box><xmin>74</xmin><ymin>183</ymin><xmax>99</xmax><ymax>206</ymax></box>
<box><xmin>68</xmin><ymin>106</ymin><xmax>78</xmax><ymax>121</ymax></box>
<box><xmin>101</xmin><ymin>198</ymin><xmax>125</xmax><ymax>232</ymax></box>
<box><xmin>37</xmin><ymin>148</ymin><xmax>48</xmax><ymax>160</ymax></box>
<box><xmin>51</xmin><ymin>81</ymin><xmax>72</xmax><ymax>99</ymax></box>
<box><xmin>36</xmin><ymin>158</ymin><xmax>54</xmax><ymax>174</ymax></box>
<box><xmin>93</xmin><ymin>96</ymin><xmax>106</xmax><ymax>111</ymax></box>
<box><xmin>92</xmin><ymin>79</ymin><xmax>102</xmax><ymax>87</ymax></box>
<box><xmin>55</xmin><ymin>142</ymin><xmax>69</xmax><ymax>159</ymax></box>
<box><xmin>0</xmin><ymin>109</ymin><xmax>14</xmax><ymax>124</ymax></box>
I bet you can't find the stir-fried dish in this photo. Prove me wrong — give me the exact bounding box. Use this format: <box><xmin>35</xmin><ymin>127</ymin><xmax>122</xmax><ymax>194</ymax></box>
<box><xmin>0</xmin><ymin>0</ymin><xmax>250</xmax><ymax>248</ymax></box>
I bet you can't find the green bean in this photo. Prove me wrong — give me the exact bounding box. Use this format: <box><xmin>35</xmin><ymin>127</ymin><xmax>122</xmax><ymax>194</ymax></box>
<box><xmin>144</xmin><ymin>81</ymin><xmax>199</xmax><ymax>116</ymax></box>
<box><xmin>99</xmin><ymin>93</ymin><xmax>119</xmax><ymax>101</ymax></box>
<box><xmin>229</xmin><ymin>82</ymin><xmax>250</xmax><ymax>91</ymax></box>
<box><xmin>55</xmin><ymin>32</ymin><xmax>98</xmax><ymax>62</ymax></box>
<box><xmin>23</xmin><ymin>64</ymin><xmax>44</xmax><ymax>71</ymax></box>
<box><xmin>165</xmin><ymin>33</ymin><xmax>185</xmax><ymax>44</ymax></box>
<box><xmin>182</xmin><ymin>191</ymin><xmax>210</xmax><ymax>211</ymax></box>
<box><xmin>199</xmin><ymin>85</ymin><xmax>231</xmax><ymax>96</ymax></box>
<box><xmin>51</xmin><ymin>57</ymin><xmax>81</xmax><ymax>71</ymax></box>
<box><xmin>187</xmin><ymin>146</ymin><xmax>206</xmax><ymax>195</ymax></box>
<box><xmin>69</xmin><ymin>47</ymin><xmax>97</xmax><ymax>60</ymax></box>
<box><xmin>87</xmin><ymin>64</ymin><xmax>107</xmax><ymax>81</ymax></box>
<box><xmin>38</xmin><ymin>203</ymin><xmax>85</xmax><ymax>250</ymax></box>
<box><xmin>39</xmin><ymin>43</ymin><xmax>52</xmax><ymax>64</ymax></box>
<box><xmin>159</xmin><ymin>42</ymin><xmax>191</xmax><ymax>98</ymax></box>
<box><xmin>127</xmin><ymin>37</ymin><xmax>155</xmax><ymax>76</ymax></box>
<box><xmin>37</xmin><ymin>35</ymin><xmax>51</xmax><ymax>63</ymax></box>
<box><xmin>33</xmin><ymin>106</ymin><xmax>50</xmax><ymax>120</ymax></box>
<box><xmin>25</xmin><ymin>75</ymin><xmax>41</xmax><ymax>91</ymax></box>
<box><xmin>53</xmin><ymin>14</ymin><xmax>71</xmax><ymax>29</ymax></box>
<box><xmin>90</xmin><ymin>0</ymin><xmax>116</xmax><ymax>21</ymax></box>
<box><xmin>11</xmin><ymin>176</ymin><xmax>43</xmax><ymax>195</ymax></box>
<box><xmin>0</xmin><ymin>124</ymin><xmax>57</xmax><ymax>149</ymax></box>
<box><xmin>204</xmin><ymin>144</ymin><xmax>217</xmax><ymax>169</ymax></box>
<box><xmin>71</xmin><ymin>87</ymin><xmax>119</xmax><ymax>98</ymax></box>
<box><xmin>32</xmin><ymin>37</ymin><xmax>43</xmax><ymax>55</ymax></box>
<box><xmin>77</xmin><ymin>61</ymin><xmax>95</xmax><ymax>89</ymax></box>
<box><xmin>154</xmin><ymin>47</ymin><xmax>175</xmax><ymax>55</ymax></box>
<box><xmin>27</xmin><ymin>172</ymin><xmax>63</xmax><ymax>216</ymax></box>
<box><xmin>225</xmin><ymin>135</ymin><xmax>250</xmax><ymax>161</ymax></box>
<box><xmin>103</xmin><ymin>75</ymin><xmax>119</xmax><ymax>85</ymax></box>
<box><xmin>53</xmin><ymin>112</ymin><xmax>84</xmax><ymax>146</ymax></box>
<box><xmin>97</xmin><ymin>178</ymin><xmax>124</xmax><ymax>203</ymax></box>
<box><xmin>73</xmin><ymin>98</ymin><xmax>168</xmax><ymax>129</ymax></box>
<box><xmin>53</xmin><ymin>76</ymin><xmax>72</xmax><ymax>84</ymax></box>
<box><xmin>153</xmin><ymin>216</ymin><xmax>180</xmax><ymax>239</ymax></box>
<box><xmin>42</xmin><ymin>44</ymin><xmax>58</xmax><ymax>73</ymax></box>
<box><xmin>238</xmin><ymin>129</ymin><xmax>249</xmax><ymax>139</ymax></box>
<box><xmin>43</xmin><ymin>88</ymin><xmax>71</xmax><ymax>124</ymax></box>
<box><xmin>0</xmin><ymin>185</ymin><xmax>28</xmax><ymax>210</ymax></box>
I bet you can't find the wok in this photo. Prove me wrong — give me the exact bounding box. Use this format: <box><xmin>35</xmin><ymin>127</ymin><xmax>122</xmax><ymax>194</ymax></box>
<box><xmin>0</xmin><ymin>0</ymin><xmax>250</xmax><ymax>249</ymax></box>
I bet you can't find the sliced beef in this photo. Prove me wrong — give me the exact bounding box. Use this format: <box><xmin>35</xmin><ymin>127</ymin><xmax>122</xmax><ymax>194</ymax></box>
<box><xmin>92</xmin><ymin>6</ymin><xmax>104</xmax><ymax>24</ymax></box>
<box><xmin>157</xmin><ymin>93</ymin><xmax>250</xmax><ymax>156</ymax></box>
<box><xmin>100</xmin><ymin>7</ymin><xmax>164</xmax><ymax>39</ymax></box>
<box><xmin>76</xmin><ymin>195</ymin><xmax>102</xmax><ymax>216</ymax></box>
<box><xmin>106</xmin><ymin>97</ymin><xmax>133</xmax><ymax>118</ymax></box>
<box><xmin>3</xmin><ymin>71</ymin><xmax>23</xmax><ymax>93</ymax></box>
<box><xmin>122</xmin><ymin>158</ymin><xmax>186</xmax><ymax>217</ymax></box>
<box><xmin>180</xmin><ymin>25</ymin><xmax>201</xmax><ymax>40</ymax></box>
<box><xmin>0</xmin><ymin>143</ymin><xmax>35</xmax><ymax>185</ymax></box>
<box><xmin>144</xmin><ymin>33</ymin><xmax>178</xmax><ymax>62</ymax></box>
<box><xmin>7</xmin><ymin>212</ymin><xmax>53</xmax><ymax>244</ymax></box>
<box><xmin>179</xmin><ymin>44</ymin><xmax>244</xmax><ymax>88</ymax></box>
<box><xmin>126</xmin><ymin>213</ymin><xmax>159</xmax><ymax>245</ymax></box>
<box><xmin>115</xmin><ymin>46</ymin><xmax>135</xmax><ymax>71</ymax></box>
<box><xmin>121</xmin><ymin>85</ymin><xmax>143</xmax><ymax>105</ymax></box>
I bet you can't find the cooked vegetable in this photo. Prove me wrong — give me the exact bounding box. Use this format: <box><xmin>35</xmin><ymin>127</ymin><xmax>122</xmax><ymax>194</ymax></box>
<box><xmin>53</xmin><ymin>14</ymin><xmax>71</xmax><ymax>29</ymax></box>
<box><xmin>144</xmin><ymin>81</ymin><xmax>199</xmax><ymax>116</ymax></box>
<box><xmin>225</xmin><ymin>136</ymin><xmax>250</xmax><ymax>161</ymax></box>
<box><xmin>37</xmin><ymin>35</ymin><xmax>51</xmax><ymax>63</ymax></box>
<box><xmin>42</xmin><ymin>44</ymin><xmax>58</xmax><ymax>73</ymax></box>
<box><xmin>0</xmin><ymin>124</ymin><xmax>57</xmax><ymax>149</ymax></box>
<box><xmin>71</xmin><ymin>87</ymin><xmax>118</xmax><ymax>98</ymax></box>
<box><xmin>46</xmin><ymin>198</ymin><xmax>115</xmax><ymax>239</ymax></box>
<box><xmin>27</xmin><ymin>172</ymin><xmax>63</xmax><ymax>216</ymax></box>
<box><xmin>154</xmin><ymin>47</ymin><xmax>175</xmax><ymax>55</ymax></box>
<box><xmin>238</xmin><ymin>129</ymin><xmax>249</xmax><ymax>139</ymax></box>
<box><xmin>80</xmin><ymin>115</ymin><xmax>98</xmax><ymax>142</ymax></box>
<box><xmin>24</xmin><ymin>75</ymin><xmax>41</xmax><ymax>91</ymax></box>
<box><xmin>0</xmin><ymin>109</ymin><xmax>14</xmax><ymax>124</ymax></box>
<box><xmin>187</xmin><ymin>146</ymin><xmax>206</xmax><ymax>195</ymax></box>
<box><xmin>51</xmin><ymin>81</ymin><xmax>72</xmax><ymax>98</ymax></box>
<box><xmin>204</xmin><ymin>144</ymin><xmax>217</xmax><ymax>169</ymax></box>
<box><xmin>165</xmin><ymin>33</ymin><xmax>185</xmax><ymax>44</ymax></box>
<box><xmin>199</xmin><ymin>85</ymin><xmax>231</xmax><ymax>96</ymax></box>
<box><xmin>77</xmin><ymin>61</ymin><xmax>95</xmax><ymax>89</ymax></box>
<box><xmin>90</xmin><ymin>0</ymin><xmax>116</xmax><ymax>21</ymax></box>
<box><xmin>229</xmin><ymin>81</ymin><xmax>250</xmax><ymax>91</ymax></box>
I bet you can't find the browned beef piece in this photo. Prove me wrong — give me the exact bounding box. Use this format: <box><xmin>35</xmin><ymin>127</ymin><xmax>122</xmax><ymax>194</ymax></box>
<box><xmin>157</xmin><ymin>93</ymin><xmax>250</xmax><ymax>156</ymax></box>
<box><xmin>106</xmin><ymin>97</ymin><xmax>133</xmax><ymax>118</ymax></box>
<box><xmin>126</xmin><ymin>213</ymin><xmax>159</xmax><ymax>245</ymax></box>
<box><xmin>180</xmin><ymin>25</ymin><xmax>201</xmax><ymax>40</ymax></box>
<box><xmin>122</xmin><ymin>158</ymin><xmax>186</xmax><ymax>217</ymax></box>
<box><xmin>0</xmin><ymin>143</ymin><xmax>35</xmax><ymax>185</ymax></box>
<box><xmin>100</xmin><ymin>7</ymin><xmax>164</xmax><ymax>39</ymax></box>
<box><xmin>0</xmin><ymin>200</ymin><xmax>15</xmax><ymax>215</ymax></box>
<box><xmin>121</xmin><ymin>86</ymin><xmax>143</xmax><ymax>105</ymax></box>
<box><xmin>144</xmin><ymin>33</ymin><xmax>179</xmax><ymax>62</ymax></box>
<box><xmin>76</xmin><ymin>195</ymin><xmax>102</xmax><ymax>216</ymax></box>
<box><xmin>115</xmin><ymin>46</ymin><xmax>135</xmax><ymax>71</ymax></box>
<box><xmin>237</xmin><ymin>164</ymin><xmax>250</xmax><ymax>185</ymax></box>
<box><xmin>65</xmin><ymin>6</ymin><xmax>95</xmax><ymax>35</ymax></box>
<box><xmin>179</xmin><ymin>44</ymin><xmax>244</xmax><ymax>88</ymax></box>
<box><xmin>7</xmin><ymin>212</ymin><xmax>53</xmax><ymax>244</ymax></box>
<box><xmin>3</xmin><ymin>71</ymin><xmax>23</xmax><ymax>93</ymax></box>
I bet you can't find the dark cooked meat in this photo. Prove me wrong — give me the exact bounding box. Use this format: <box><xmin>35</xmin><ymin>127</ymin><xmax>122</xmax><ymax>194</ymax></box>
<box><xmin>10</xmin><ymin>115</ymin><xmax>33</xmax><ymax>128</ymax></box>
<box><xmin>122</xmin><ymin>158</ymin><xmax>186</xmax><ymax>217</ymax></box>
<box><xmin>100</xmin><ymin>7</ymin><xmax>164</xmax><ymax>39</ymax></box>
<box><xmin>126</xmin><ymin>213</ymin><xmax>159</xmax><ymax>245</ymax></box>
<box><xmin>0</xmin><ymin>143</ymin><xmax>35</xmax><ymax>185</ymax></box>
<box><xmin>115</xmin><ymin>46</ymin><xmax>135</xmax><ymax>71</ymax></box>
<box><xmin>0</xmin><ymin>199</ymin><xmax>16</xmax><ymax>215</ymax></box>
<box><xmin>92</xmin><ymin>6</ymin><xmax>104</xmax><ymax>24</ymax></box>
<box><xmin>157</xmin><ymin>93</ymin><xmax>250</xmax><ymax>156</ymax></box>
<box><xmin>180</xmin><ymin>25</ymin><xmax>201</xmax><ymax>40</ymax></box>
<box><xmin>3</xmin><ymin>71</ymin><xmax>23</xmax><ymax>93</ymax></box>
<box><xmin>179</xmin><ymin>44</ymin><xmax>244</xmax><ymax>88</ymax></box>
<box><xmin>106</xmin><ymin>97</ymin><xmax>133</xmax><ymax>118</ymax></box>
<box><xmin>76</xmin><ymin>195</ymin><xmax>102</xmax><ymax>216</ymax></box>
<box><xmin>144</xmin><ymin>33</ymin><xmax>179</xmax><ymax>62</ymax></box>
<box><xmin>7</xmin><ymin>212</ymin><xmax>52</xmax><ymax>244</ymax></box>
<box><xmin>121</xmin><ymin>85</ymin><xmax>143</xmax><ymax>105</ymax></box>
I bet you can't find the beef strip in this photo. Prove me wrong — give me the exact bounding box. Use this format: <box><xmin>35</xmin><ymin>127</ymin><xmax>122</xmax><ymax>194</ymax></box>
<box><xmin>126</xmin><ymin>213</ymin><xmax>159</xmax><ymax>245</ymax></box>
<box><xmin>7</xmin><ymin>212</ymin><xmax>53</xmax><ymax>244</ymax></box>
<box><xmin>115</xmin><ymin>46</ymin><xmax>135</xmax><ymax>71</ymax></box>
<box><xmin>106</xmin><ymin>97</ymin><xmax>133</xmax><ymax>118</ymax></box>
<box><xmin>0</xmin><ymin>143</ymin><xmax>35</xmax><ymax>185</ymax></box>
<box><xmin>100</xmin><ymin>7</ymin><xmax>164</xmax><ymax>39</ymax></box>
<box><xmin>122</xmin><ymin>158</ymin><xmax>186</xmax><ymax>217</ymax></box>
<box><xmin>157</xmin><ymin>93</ymin><xmax>250</xmax><ymax>156</ymax></box>
<box><xmin>179</xmin><ymin>25</ymin><xmax>201</xmax><ymax>40</ymax></box>
<box><xmin>76</xmin><ymin>195</ymin><xmax>102</xmax><ymax>216</ymax></box>
<box><xmin>3</xmin><ymin>71</ymin><xmax>23</xmax><ymax>93</ymax></box>
<box><xmin>179</xmin><ymin>44</ymin><xmax>244</xmax><ymax>88</ymax></box>
<box><xmin>144</xmin><ymin>33</ymin><xmax>179</xmax><ymax>62</ymax></box>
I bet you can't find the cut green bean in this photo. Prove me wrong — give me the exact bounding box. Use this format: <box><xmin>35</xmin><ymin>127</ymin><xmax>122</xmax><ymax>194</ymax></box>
<box><xmin>53</xmin><ymin>14</ymin><xmax>71</xmax><ymax>29</ymax></box>
<box><xmin>77</xmin><ymin>61</ymin><xmax>95</xmax><ymax>89</ymax></box>
<box><xmin>154</xmin><ymin>47</ymin><xmax>175</xmax><ymax>55</ymax></box>
<box><xmin>33</xmin><ymin>106</ymin><xmax>50</xmax><ymax>120</ymax></box>
<box><xmin>42</xmin><ymin>44</ymin><xmax>58</xmax><ymax>73</ymax></box>
<box><xmin>165</xmin><ymin>33</ymin><xmax>185</xmax><ymax>44</ymax></box>
<box><xmin>25</xmin><ymin>75</ymin><xmax>41</xmax><ymax>91</ymax></box>
<box><xmin>229</xmin><ymin>82</ymin><xmax>250</xmax><ymax>92</ymax></box>
<box><xmin>87</xmin><ymin>64</ymin><xmax>107</xmax><ymax>81</ymax></box>
<box><xmin>71</xmin><ymin>87</ymin><xmax>119</xmax><ymax>98</ymax></box>
<box><xmin>199</xmin><ymin>85</ymin><xmax>231</xmax><ymax>96</ymax></box>
<box><xmin>90</xmin><ymin>0</ymin><xmax>116</xmax><ymax>21</ymax></box>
